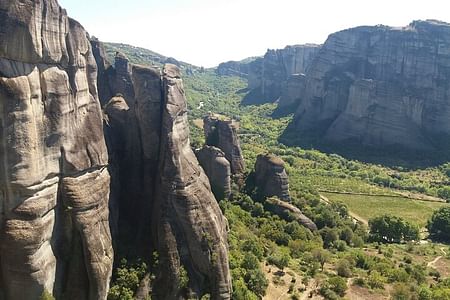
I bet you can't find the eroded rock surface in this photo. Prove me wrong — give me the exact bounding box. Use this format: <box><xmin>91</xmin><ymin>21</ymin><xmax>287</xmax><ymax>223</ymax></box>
<box><xmin>289</xmin><ymin>20</ymin><xmax>450</xmax><ymax>151</ymax></box>
<box><xmin>97</xmin><ymin>49</ymin><xmax>232</xmax><ymax>298</ymax></box>
<box><xmin>266</xmin><ymin>198</ymin><xmax>318</xmax><ymax>231</ymax></box>
<box><xmin>254</xmin><ymin>154</ymin><xmax>290</xmax><ymax>201</ymax></box>
<box><xmin>0</xmin><ymin>1</ymin><xmax>112</xmax><ymax>299</ymax></box>
<box><xmin>152</xmin><ymin>65</ymin><xmax>231</xmax><ymax>299</ymax></box>
<box><xmin>203</xmin><ymin>115</ymin><xmax>245</xmax><ymax>175</ymax></box>
<box><xmin>243</xmin><ymin>44</ymin><xmax>320</xmax><ymax>105</ymax></box>
<box><xmin>196</xmin><ymin>146</ymin><xmax>232</xmax><ymax>200</ymax></box>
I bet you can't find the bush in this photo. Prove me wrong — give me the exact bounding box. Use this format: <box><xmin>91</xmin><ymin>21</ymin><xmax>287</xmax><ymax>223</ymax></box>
<box><xmin>391</xmin><ymin>283</ymin><xmax>413</xmax><ymax>300</ymax></box>
<box><xmin>367</xmin><ymin>271</ymin><xmax>385</xmax><ymax>289</ymax></box>
<box><xmin>336</xmin><ymin>259</ymin><xmax>352</xmax><ymax>278</ymax></box>
<box><xmin>428</xmin><ymin>207</ymin><xmax>450</xmax><ymax>241</ymax></box>
<box><xmin>323</xmin><ymin>276</ymin><xmax>347</xmax><ymax>297</ymax></box>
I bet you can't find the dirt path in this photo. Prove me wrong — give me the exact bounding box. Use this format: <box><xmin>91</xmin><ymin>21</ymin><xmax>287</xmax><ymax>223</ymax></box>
<box><xmin>319</xmin><ymin>194</ymin><xmax>368</xmax><ymax>226</ymax></box>
<box><xmin>428</xmin><ymin>247</ymin><xmax>447</xmax><ymax>268</ymax></box>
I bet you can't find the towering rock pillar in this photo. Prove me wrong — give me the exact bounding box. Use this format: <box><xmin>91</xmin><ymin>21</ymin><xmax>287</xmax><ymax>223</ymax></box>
<box><xmin>0</xmin><ymin>1</ymin><xmax>113</xmax><ymax>299</ymax></box>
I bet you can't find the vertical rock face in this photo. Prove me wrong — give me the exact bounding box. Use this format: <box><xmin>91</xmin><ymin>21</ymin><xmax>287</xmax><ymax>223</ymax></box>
<box><xmin>216</xmin><ymin>60</ymin><xmax>253</xmax><ymax>77</ymax></box>
<box><xmin>203</xmin><ymin>115</ymin><xmax>245</xmax><ymax>175</ymax></box>
<box><xmin>196</xmin><ymin>146</ymin><xmax>232</xmax><ymax>200</ymax></box>
<box><xmin>254</xmin><ymin>154</ymin><xmax>290</xmax><ymax>201</ymax></box>
<box><xmin>243</xmin><ymin>44</ymin><xmax>320</xmax><ymax>105</ymax></box>
<box><xmin>97</xmin><ymin>48</ymin><xmax>232</xmax><ymax>297</ymax></box>
<box><xmin>152</xmin><ymin>65</ymin><xmax>231</xmax><ymax>299</ymax></box>
<box><xmin>0</xmin><ymin>1</ymin><xmax>113</xmax><ymax>299</ymax></box>
<box><xmin>289</xmin><ymin>20</ymin><xmax>450</xmax><ymax>151</ymax></box>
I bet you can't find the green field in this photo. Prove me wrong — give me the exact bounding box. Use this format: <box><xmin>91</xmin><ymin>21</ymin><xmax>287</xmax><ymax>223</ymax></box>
<box><xmin>323</xmin><ymin>192</ymin><xmax>449</xmax><ymax>227</ymax></box>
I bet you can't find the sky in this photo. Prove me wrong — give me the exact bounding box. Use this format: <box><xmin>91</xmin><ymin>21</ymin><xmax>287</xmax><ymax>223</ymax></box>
<box><xmin>59</xmin><ymin>0</ymin><xmax>450</xmax><ymax>67</ymax></box>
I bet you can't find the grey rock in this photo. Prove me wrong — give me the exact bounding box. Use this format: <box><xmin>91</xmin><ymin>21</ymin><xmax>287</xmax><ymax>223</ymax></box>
<box><xmin>266</xmin><ymin>198</ymin><xmax>318</xmax><ymax>231</ymax></box>
<box><xmin>0</xmin><ymin>1</ymin><xmax>113</xmax><ymax>299</ymax></box>
<box><xmin>97</xmin><ymin>53</ymin><xmax>232</xmax><ymax>298</ymax></box>
<box><xmin>254</xmin><ymin>154</ymin><xmax>290</xmax><ymax>201</ymax></box>
<box><xmin>243</xmin><ymin>44</ymin><xmax>320</xmax><ymax>105</ymax></box>
<box><xmin>290</xmin><ymin>20</ymin><xmax>450</xmax><ymax>151</ymax></box>
<box><xmin>203</xmin><ymin>115</ymin><xmax>245</xmax><ymax>175</ymax></box>
<box><xmin>196</xmin><ymin>146</ymin><xmax>232</xmax><ymax>200</ymax></box>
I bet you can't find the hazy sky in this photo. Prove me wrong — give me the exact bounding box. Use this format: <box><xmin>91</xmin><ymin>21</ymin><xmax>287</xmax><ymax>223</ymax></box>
<box><xmin>59</xmin><ymin>0</ymin><xmax>449</xmax><ymax>67</ymax></box>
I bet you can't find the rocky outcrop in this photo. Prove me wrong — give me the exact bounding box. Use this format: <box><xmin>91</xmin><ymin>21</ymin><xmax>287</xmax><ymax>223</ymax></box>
<box><xmin>289</xmin><ymin>20</ymin><xmax>450</xmax><ymax>152</ymax></box>
<box><xmin>0</xmin><ymin>1</ymin><xmax>112</xmax><ymax>299</ymax></box>
<box><xmin>196</xmin><ymin>146</ymin><xmax>232</xmax><ymax>200</ymax></box>
<box><xmin>273</xmin><ymin>73</ymin><xmax>307</xmax><ymax>117</ymax></box>
<box><xmin>97</xmin><ymin>49</ymin><xmax>232</xmax><ymax>297</ymax></box>
<box><xmin>216</xmin><ymin>59</ymin><xmax>253</xmax><ymax>77</ymax></box>
<box><xmin>254</xmin><ymin>154</ymin><xmax>290</xmax><ymax>201</ymax></box>
<box><xmin>243</xmin><ymin>44</ymin><xmax>320</xmax><ymax>105</ymax></box>
<box><xmin>203</xmin><ymin>115</ymin><xmax>245</xmax><ymax>175</ymax></box>
<box><xmin>152</xmin><ymin>65</ymin><xmax>231</xmax><ymax>299</ymax></box>
<box><xmin>266</xmin><ymin>198</ymin><xmax>318</xmax><ymax>231</ymax></box>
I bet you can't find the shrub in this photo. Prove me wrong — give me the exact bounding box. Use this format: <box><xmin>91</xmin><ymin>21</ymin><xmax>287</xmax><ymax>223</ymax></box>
<box><xmin>367</xmin><ymin>271</ymin><xmax>385</xmax><ymax>289</ymax></box>
<box><xmin>336</xmin><ymin>259</ymin><xmax>352</xmax><ymax>278</ymax></box>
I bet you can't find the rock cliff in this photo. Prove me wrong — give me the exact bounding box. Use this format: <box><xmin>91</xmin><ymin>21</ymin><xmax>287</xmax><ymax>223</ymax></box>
<box><xmin>243</xmin><ymin>44</ymin><xmax>320</xmax><ymax>105</ymax></box>
<box><xmin>203</xmin><ymin>115</ymin><xmax>245</xmax><ymax>175</ymax></box>
<box><xmin>254</xmin><ymin>154</ymin><xmax>290</xmax><ymax>201</ymax></box>
<box><xmin>0</xmin><ymin>0</ymin><xmax>231</xmax><ymax>299</ymax></box>
<box><xmin>288</xmin><ymin>20</ymin><xmax>450</xmax><ymax>152</ymax></box>
<box><xmin>0</xmin><ymin>1</ymin><xmax>112</xmax><ymax>299</ymax></box>
<box><xmin>196</xmin><ymin>146</ymin><xmax>232</xmax><ymax>200</ymax></box>
<box><xmin>96</xmin><ymin>50</ymin><xmax>232</xmax><ymax>298</ymax></box>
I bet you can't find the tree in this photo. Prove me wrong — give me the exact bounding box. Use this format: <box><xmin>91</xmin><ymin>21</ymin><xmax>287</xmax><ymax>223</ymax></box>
<box><xmin>312</xmin><ymin>249</ymin><xmax>330</xmax><ymax>271</ymax></box>
<box><xmin>320</xmin><ymin>227</ymin><xmax>339</xmax><ymax>248</ymax></box>
<box><xmin>428</xmin><ymin>207</ymin><xmax>450</xmax><ymax>241</ymax></box>
<box><xmin>369</xmin><ymin>215</ymin><xmax>419</xmax><ymax>243</ymax></box>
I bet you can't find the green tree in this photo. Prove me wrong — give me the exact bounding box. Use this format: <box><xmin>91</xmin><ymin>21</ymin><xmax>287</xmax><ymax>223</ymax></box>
<box><xmin>428</xmin><ymin>207</ymin><xmax>450</xmax><ymax>241</ymax></box>
<box><xmin>369</xmin><ymin>215</ymin><xmax>419</xmax><ymax>243</ymax></box>
<box><xmin>312</xmin><ymin>248</ymin><xmax>330</xmax><ymax>271</ymax></box>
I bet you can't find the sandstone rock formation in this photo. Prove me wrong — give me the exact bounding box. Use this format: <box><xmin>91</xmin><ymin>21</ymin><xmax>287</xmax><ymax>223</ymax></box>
<box><xmin>203</xmin><ymin>114</ymin><xmax>245</xmax><ymax>175</ymax></box>
<box><xmin>289</xmin><ymin>20</ymin><xmax>450</xmax><ymax>152</ymax></box>
<box><xmin>0</xmin><ymin>1</ymin><xmax>112</xmax><ymax>299</ymax></box>
<box><xmin>97</xmin><ymin>49</ymin><xmax>232</xmax><ymax>298</ymax></box>
<box><xmin>196</xmin><ymin>146</ymin><xmax>232</xmax><ymax>200</ymax></box>
<box><xmin>266</xmin><ymin>198</ymin><xmax>318</xmax><ymax>232</ymax></box>
<box><xmin>243</xmin><ymin>44</ymin><xmax>320</xmax><ymax>105</ymax></box>
<box><xmin>216</xmin><ymin>59</ymin><xmax>253</xmax><ymax>77</ymax></box>
<box><xmin>254</xmin><ymin>154</ymin><xmax>290</xmax><ymax>201</ymax></box>
<box><xmin>152</xmin><ymin>65</ymin><xmax>231</xmax><ymax>299</ymax></box>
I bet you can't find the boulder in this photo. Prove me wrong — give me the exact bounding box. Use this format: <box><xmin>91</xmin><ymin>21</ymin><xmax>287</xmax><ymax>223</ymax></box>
<box><xmin>266</xmin><ymin>198</ymin><xmax>318</xmax><ymax>231</ymax></box>
<box><xmin>254</xmin><ymin>154</ymin><xmax>290</xmax><ymax>201</ymax></box>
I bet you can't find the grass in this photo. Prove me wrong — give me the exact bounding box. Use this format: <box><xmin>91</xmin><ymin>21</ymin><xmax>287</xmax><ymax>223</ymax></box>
<box><xmin>323</xmin><ymin>192</ymin><xmax>449</xmax><ymax>227</ymax></box>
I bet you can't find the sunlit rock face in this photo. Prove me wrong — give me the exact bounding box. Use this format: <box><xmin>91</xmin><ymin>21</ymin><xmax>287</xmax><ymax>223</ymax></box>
<box><xmin>97</xmin><ymin>47</ymin><xmax>232</xmax><ymax>297</ymax></box>
<box><xmin>289</xmin><ymin>20</ymin><xmax>450</xmax><ymax>151</ymax></box>
<box><xmin>243</xmin><ymin>44</ymin><xmax>320</xmax><ymax>105</ymax></box>
<box><xmin>196</xmin><ymin>145</ymin><xmax>232</xmax><ymax>200</ymax></box>
<box><xmin>203</xmin><ymin>115</ymin><xmax>245</xmax><ymax>176</ymax></box>
<box><xmin>0</xmin><ymin>0</ymin><xmax>112</xmax><ymax>299</ymax></box>
<box><xmin>254</xmin><ymin>154</ymin><xmax>290</xmax><ymax>201</ymax></box>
